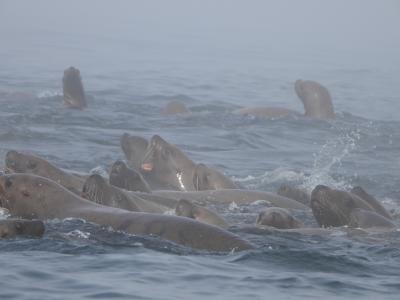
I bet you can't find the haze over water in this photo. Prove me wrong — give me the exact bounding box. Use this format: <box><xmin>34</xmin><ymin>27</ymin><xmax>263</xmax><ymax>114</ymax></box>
<box><xmin>0</xmin><ymin>1</ymin><xmax>400</xmax><ymax>299</ymax></box>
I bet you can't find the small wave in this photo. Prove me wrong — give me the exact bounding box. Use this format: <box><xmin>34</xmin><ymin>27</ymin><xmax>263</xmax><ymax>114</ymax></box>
<box><xmin>0</xmin><ymin>208</ymin><xmax>10</xmax><ymax>219</ymax></box>
<box><xmin>36</xmin><ymin>89</ymin><xmax>61</xmax><ymax>98</ymax></box>
<box><xmin>89</xmin><ymin>166</ymin><xmax>109</xmax><ymax>178</ymax></box>
<box><xmin>67</xmin><ymin>229</ymin><xmax>91</xmax><ymax>239</ymax></box>
<box><xmin>233</xmin><ymin>168</ymin><xmax>306</xmax><ymax>190</ymax></box>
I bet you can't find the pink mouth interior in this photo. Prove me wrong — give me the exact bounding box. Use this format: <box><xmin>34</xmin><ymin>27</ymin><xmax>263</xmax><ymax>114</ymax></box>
<box><xmin>141</xmin><ymin>163</ymin><xmax>153</xmax><ymax>172</ymax></box>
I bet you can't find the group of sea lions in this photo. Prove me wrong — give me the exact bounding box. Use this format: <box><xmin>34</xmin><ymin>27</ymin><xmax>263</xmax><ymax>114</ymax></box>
<box><xmin>60</xmin><ymin>66</ymin><xmax>335</xmax><ymax>120</ymax></box>
<box><xmin>0</xmin><ymin>67</ymin><xmax>396</xmax><ymax>252</ymax></box>
<box><xmin>0</xmin><ymin>134</ymin><xmax>396</xmax><ymax>251</ymax></box>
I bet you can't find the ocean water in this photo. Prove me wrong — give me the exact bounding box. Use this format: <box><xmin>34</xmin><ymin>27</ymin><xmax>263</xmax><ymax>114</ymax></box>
<box><xmin>1</xmin><ymin>3</ymin><xmax>400</xmax><ymax>299</ymax></box>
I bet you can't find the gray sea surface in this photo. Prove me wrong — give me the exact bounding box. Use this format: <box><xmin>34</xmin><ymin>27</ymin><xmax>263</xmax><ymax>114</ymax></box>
<box><xmin>1</xmin><ymin>1</ymin><xmax>400</xmax><ymax>299</ymax></box>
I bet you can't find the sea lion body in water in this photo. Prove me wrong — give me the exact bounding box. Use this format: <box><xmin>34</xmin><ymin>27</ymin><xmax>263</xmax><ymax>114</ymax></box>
<box><xmin>109</xmin><ymin>160</ymin><xmax>151</xmax><ymax>193</ymax></box>
<box><xmin>83</xmin><ymin>174</ymin><xmax>169</xmax><ymax>214</ymax></box>
<box><xmin>256</xmin><ymin>207</ymin><xmax>304</xmax><ymax>229</ymax></box>
<box><xmin>62</xmin><ymin>67</ymin><xmax>87</xmax><ymax>109</ymax></box>
<box><xmin>193</xmin><ymin>163</ymin><xmax>237</xmax><ymax>190</ymax></box>
<box><xmin>162</xmin><ymin>100</ymin><xmax>188</xmax><ymax>115</ymax></box>
<box><xmin>235</xmin><ymin>79</ymin><xmax>334</xmax><ymax>119</ymax></box>
<box><xmin>277</xmin><ymin>184</ymin><xmax>311</xmax><ymax>207</ymax></box>
<box><xmin>348</xmin><ymin>208</ymin><xmax>396</xmax><ymax>229</ymax></box>
<box><xmin>0</xmin><ymin>219</ymin><xmax>45</xmax><ymax>238</ymax></box>
<box><xmin>0</xmin><ymin>91</ymin><xmax>37</xmax><ymax>102</ymax></box>
<box><xmin>0</xmin><ymin>174</ymin><xmax>253</xmax><ymax>252</ymax></box>
<box><xmin>175</xmin><ymin>199</ymin><xmax>230</xmax><ymax>229</ymax></box>
<box><xmin>152</xmin><ymin>189</ymin><xmax>309</xmax><ymax>210</ymax></box>
<box><xmin>311</xmin><ymin>185</ymin><xmax>395</xmax><ymax>229</ymax></box>
<box><xmin>234</xmin><ymin>107</ymin><xmax>299</xmax><ymax>118</ymax></box>
<box><xmin>141</xmin><ymin>135</ymin><xmax>238</xmax><ymax>191</ymax></box>
<box><xmin>350</xmin><ymin>186</ymin><xmax>392</xmax><ymax>220</ymax></box>
<box><xmin>5</xmin><ymin>150</ymin><xmax>85</xmax><ymax>194</ymax></box>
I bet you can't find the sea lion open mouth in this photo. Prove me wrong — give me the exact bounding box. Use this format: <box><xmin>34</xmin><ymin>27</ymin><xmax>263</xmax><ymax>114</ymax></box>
<box><xmin>141</xmin><ymin>163</ymin><xmax>153</xmax><ymax>172</ymax></box>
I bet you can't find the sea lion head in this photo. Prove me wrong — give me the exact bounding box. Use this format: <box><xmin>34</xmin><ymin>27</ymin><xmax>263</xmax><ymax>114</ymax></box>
<box><xmin>141</xmin><ymin>135</ymin><xmax>194</xmax><ymax>191</ymax></box>
<box><xmin>5</xmin><ymin>150</ymin><xmax>58</xmax><ymax>179</ymax></box>
<box><xmin>256</xmin><ymin>207</ymin><xmax>303</xmax><ymax>229</ymax></box>
<box><xmin>82</xmin><ymin>174</ymin><xmax>138</xmax><ymax>211</ymax></box>
<box><xmin>310</xmin><ymin>185</ymin><xmax>356</xmax><ymax>227</ymax></box>
<box><xmin>120</xmin><ymin>133</ymin><xmax>149</xmax><ymax>170</ymax></box>
<box><xmin>175</xmin><ymin>199</ymin><xmax>195</xmax><ymax>218</ymax></box>
<box><xmin>0</xmin><ymin>174</ymin><xmax>64</xmax><ymax>219</ymax></box>
<box><xmin>62</xmin><ymin>66</ymin><xmax>87</xmax><ymax>109</ymax></box>
<box><xmin>277</xmin><ymin>184</ymin><xmax>311</xmax><ymax>207</ymax></box>
<box><xmin>109</xmin><ymin>160</ymin><xmax>151</xmax><ymax>193</ymax></box>
<box><xmin>81</xmin><ymin>174</ymin><xmax>110</xmax><ymax>205</ymax></box>
<box><xmin>295</xmin><ymin>79</ymin><xmax>334</xmax><ymax>119</ymax></box>
<box><xmin>162</xmin><ymin>100</ymin><xmax>188</xmax><ymax>115</ymax></box>
<box><xmin>0</xmin><ymin>219</ymin><xmax>45</xmax><ymax>238</ymax></box>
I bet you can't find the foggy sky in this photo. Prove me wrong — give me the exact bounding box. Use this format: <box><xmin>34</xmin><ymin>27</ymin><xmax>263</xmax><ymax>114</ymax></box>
<box><xmin>0</xmin><ymin>0</ymin><xmax>399</xmax><ymax>66</ymax></box>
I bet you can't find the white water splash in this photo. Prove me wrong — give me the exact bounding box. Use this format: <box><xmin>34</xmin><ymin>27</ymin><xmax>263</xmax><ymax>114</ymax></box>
<box><xmin>300</xmin><ymin>129</ymin><xmax>361</xmax><ymax>193</ymax></box>
<box><xmin>90</xmin><ymin>166</ymin><xmax>109</xmax><ymax>178</ymax></box>
<box><xmin>37</xmin><ymin>89</ymin><xmax>61</xmax><ymax>98</ymax></box>
<box><xmin>0</xmin><ymin>208</ymin><xmax>10</xmax><ymax>219</ymax></box>
<box><xmin>67</xmin><ymin>229</ymin><xmax>91</xmax><ymax>239</ymax></box>
<box><xmin>233</xmin><ymin>168</ymin><xmax>306</xmax><ymax>190</ymax></box>
<box><xmin>228</xmin><ymin>201</ymin><xmax>239</xmax><ymax>211</ymax></box>
<box><xmin>163</xmin><ymin>209</ymin><xmax>176</xmax><ymax>215</ymax></box>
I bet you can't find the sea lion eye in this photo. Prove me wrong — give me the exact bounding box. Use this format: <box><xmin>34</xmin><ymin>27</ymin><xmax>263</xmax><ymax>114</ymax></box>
<box><xmin>5</xmin><ymin>177</ymin><xmax>13</xmax><ymax>188</ymax></box>
<box><xmin>27</xmin><ymin>161</ymin><xmax>37</xmax><ymax>169</ymax></box>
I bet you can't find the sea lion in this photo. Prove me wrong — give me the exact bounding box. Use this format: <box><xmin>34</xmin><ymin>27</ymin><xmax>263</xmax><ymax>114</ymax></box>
<box><xmin>175</xmin><ymin>199</ymin><xmax>230</xmax><ymax>229</ymax></box>
<box><xmin>348</xmin><ymin>208</ymin><xmax>396</xmax><ymax>229</ymax></box>
<box><xmin>235</xmin><ymin>79</ymin><xmax>334</xmax><ymax>119</ymax></box>
<box><xmin>0</xmin><ymin>91</ymin><xmax>37</xmax><ymax>102</ymax></box>
<box><xmin>5</xmin><ymin>150</ymin><xmax>85</xmax><ymax>194</ymax></box>
<box><xmin>141</xmin><ymin>135</ymin><xmax>237</xmax><ymax>191</ymax></box>
<box><xmin>140</xmin><ymin>135</ymin><xmax>197</xmax><ymax>191</ymax></box>
<box><xmin>234</xmin><ymin>107</ymin><xmax>299</xmax><ymax>118</ymax></box>
<box><xmin>153</xmin><ymin>189</ymin><xmax>309</xmax><ymax>210</ymax></box>
<box><xmin>256</xmin><ymin>207</ymin><xmax>304</xmax><ymax>229</ymax></box>
<box><xmin>62</xmin><ymin>66</ymin><xmax>87</xmax><ymax>109</ymax></box>
<box><xmin>120</xmin><ymin>134</ymin><xmax>167</xmax><ymax>190</ymax></box>
<box><xmin>311</xmin><ymin>185</ymin><xmax>394</xmax><ymax>229</ymax></box>
<box><xmin>162</xmin><ymin>100</ymin><xmax>188</xmax><ymax>115</ymax></box>
<box><xmin>0</xmin><ymin>218</ymin><xmax>45</xmax><ymax>238</ymax></box>
<box><xmin>109</xmin><ymin>160</ymin><xmax>151</xmax><ymax>193</ymax></box>
<box><xmin>350</xmin><ymin>186</ymin><xmax>392</xmax><ymax>220</ymax></box>
<box><xmin>277</xmin><ymin>184</ymin><xmax>311</xmax><ymax>207</ymax></box>
<box><xmin>82</xmin><ymin>174</ymin><xmax>167</xmax><ymax>213</ymax></box>
<box><xmin>295</xmin><ymin>79</ymin><xmax>334</xmax><ymax>119</ymax></box>
<box><xmin>0</xmin><ymin>174</ymin><xmax>253</xmax><ymax>252</ymax></box>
